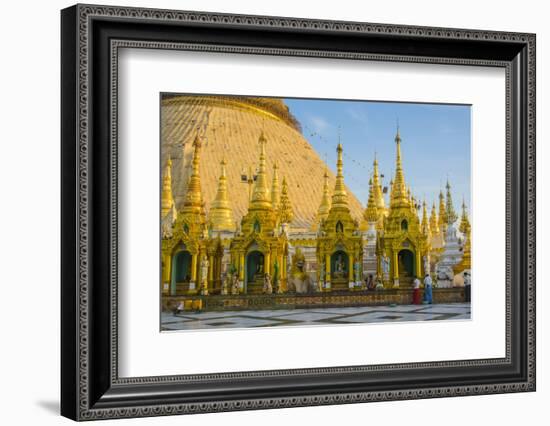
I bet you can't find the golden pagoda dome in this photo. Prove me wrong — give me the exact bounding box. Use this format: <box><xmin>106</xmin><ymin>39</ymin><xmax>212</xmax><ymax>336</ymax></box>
<box><xmin>161</xmin><ymin>95</ymin><xmax>364</xmax><ymax>229</ymax></box>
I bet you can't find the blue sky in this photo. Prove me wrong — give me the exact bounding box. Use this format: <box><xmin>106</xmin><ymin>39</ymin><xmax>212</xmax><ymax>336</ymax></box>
<box><xmin>284</xmin><ymin>98</ymin><xmax>471</xmax><ymax>213</ymax></box>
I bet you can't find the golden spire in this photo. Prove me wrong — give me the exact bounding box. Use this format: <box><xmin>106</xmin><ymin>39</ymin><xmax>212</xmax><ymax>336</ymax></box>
<box><xmin>330</xmin><ymin>143</ymin><xmax>349</xmax><ymax>211</ymax></box>
<box><xmin>209</xmin><ymin>158</ymin><xmax>236</xmax><ymax>232</ymax></box>
<box><xmin>278</xmin><ymin>177</ymin><xmax>294</xmax><ymax>224</ymax></box>
<box><xmin>271</xmin><ymin>162</ymin><xmax>280</xmax><ymax>210</ymax></box>
<box><xmin>161</xmin><ymin>157</ymin><xmax>176</xmax><ymax>219</ymax></box>
<box><xmin>249</xmin><ymin>131</ymin><xmax>271</xmax><ymax>211</ymax></box>
<box><xmin>455</xmin><ymin>216</ymin><xmax>471</xmax><ymax>273</ymax></box>
<box><xmin>311</xmin><ymin>169</ymin><xmax>332</xmax><ymax>231</ymax></box>
<box><xmin>390</xmin><ymin>126</ymin><xmax>409</xmax><ymax>208</ymax></box>
<box><xmin>445</xmin><ymin>179</ymin><xmax>458</xmax><ymax>225</ymax></box>
<box><xmin>421</xmin><ymin>200</ymin><xmax>430</xmax><ymax>238</ymax></box>
<box><xmin>461</xmin><ymin>227</ymin><xmax>472</xmax><ymax>270</ymax></box>
<box><xmin>182</xmin><ymin>135</ymin><xmax>204</xmax><ymax>213</ymax></box>
<box><xmin>459</xmin><ymin>198</ymin><xmax>471</xmax><ymax>235</ymax></box>
<box><xmin>363</xmin><ymin>177</ymin><xmax>379</xmax><ymax>223</ymax></box>
<box><xmin>438</xmin><ymin>190</ymin><xmax>448</xmax><ymax>232</ymax></box>
<box><xmin>429</xmin><ymin>201</ymin><xmax>439</xmax><ymax>235</ymax></box>
<box><xmin>372</xmin><ymin>154</ymin><xmax>385</xmax><ymax>211</ymax></box>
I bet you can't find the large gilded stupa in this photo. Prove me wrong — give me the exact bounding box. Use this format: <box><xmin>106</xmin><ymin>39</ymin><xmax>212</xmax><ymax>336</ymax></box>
<box><xmin>160</xmin><ymin>95</ymin><xmax>471</xmax><ymax>300</ymax></box>
<box><xmin>161</xmin><ymin>95</ymin><xmax>365</xmax><ymax>230</ymax></box>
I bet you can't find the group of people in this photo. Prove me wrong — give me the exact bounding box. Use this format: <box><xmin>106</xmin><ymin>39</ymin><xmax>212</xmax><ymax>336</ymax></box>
<box><xmin>412</xmin><ymin>274</ymin><xmax>433</xmax><ymax>305</ymax></box>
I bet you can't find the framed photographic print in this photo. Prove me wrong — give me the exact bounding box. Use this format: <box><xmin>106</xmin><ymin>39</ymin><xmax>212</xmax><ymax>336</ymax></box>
<box><xmin>61</xmin><ymin>4</ymin><xmax>536</xmax><ymax>421</ymax></box>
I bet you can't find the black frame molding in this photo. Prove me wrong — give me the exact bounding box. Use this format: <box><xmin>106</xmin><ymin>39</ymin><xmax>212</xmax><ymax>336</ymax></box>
<box><xmin>61</xmin><ymin>4</ymin><xmax>536</xmax><ymax>421</ymax></box>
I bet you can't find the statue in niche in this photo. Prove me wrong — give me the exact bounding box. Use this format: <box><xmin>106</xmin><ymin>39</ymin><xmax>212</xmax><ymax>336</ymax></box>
<box><xmin>335</xmin><ymin>254</ymin><xmax>345</xmax><ymax>274</ymax></box>
<box><xmin>288</xmin><ymin>248</ymin><xmax>315</xmax><ymax>294</ymax></box>
<box><xmin>221</xmin><ymin>273</ymin><xmax>230</xmax><ymax>295</ymax></box>
<box><xmin>263</xmin><ymin>273</ymin><xmax>273</xmax><ymax>294</ymax></box>
<box><xmin>273</xmin><ymin>260</ymin><xmax>280</xmax><ymax>293</ymax></box>
<box><xmin>381</xmin><ymin>254</ymin><xmax>390</xmax><ymax>276</ymax></box>
<box><xmin>354</xmin><ymin>259</ymin><xmax>361</xmax><ymax>283</ymax></box>
<box><xmin>319</xmin><ymin>260</ymin><xmax>326</xmax><ymax>284</ymax></box>
<box><xmin>231</xmin><ymin>272</ymin><xmax>240</xmax><ymax>295</ymax></box>
<box><xmin>253</xmin><ymin>219</ymin><xmax>261</xmax><ymax>233</ymax></box>
<box><xmin>200</xmin><ymin>255</ymin><xmax>209</xmax><ymax>295</ymax></box>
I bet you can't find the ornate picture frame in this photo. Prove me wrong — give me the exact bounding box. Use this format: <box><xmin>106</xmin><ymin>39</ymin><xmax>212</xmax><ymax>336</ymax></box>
<box><xmin>61</xmin><ymin>4</ymin><xmax>535</xmax><ymax>420</ymax></box>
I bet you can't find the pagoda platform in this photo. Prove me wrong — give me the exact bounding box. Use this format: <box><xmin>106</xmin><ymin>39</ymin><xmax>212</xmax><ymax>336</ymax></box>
<box><xmin>162</xmin><ymin>288</ymin><xmax>465</xmax><ymax>313</ymax></box>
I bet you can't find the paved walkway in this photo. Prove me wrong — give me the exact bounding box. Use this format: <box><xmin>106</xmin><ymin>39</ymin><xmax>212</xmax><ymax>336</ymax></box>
<box><xmin>161</xmin><ymin>303</ymin><xmax>471</xmax><ymax>331</ymax></box>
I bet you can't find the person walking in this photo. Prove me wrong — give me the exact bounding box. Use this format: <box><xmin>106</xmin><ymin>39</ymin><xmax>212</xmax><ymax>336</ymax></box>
<box><xmin>423</xmin><ymin>274</ymin><xmax>433</xmax><ymax>304</ymax></box>
<box><xmin>412</xmin><ymin>277</ymin><xmax>421</xmax><ymax>304</ymax></box>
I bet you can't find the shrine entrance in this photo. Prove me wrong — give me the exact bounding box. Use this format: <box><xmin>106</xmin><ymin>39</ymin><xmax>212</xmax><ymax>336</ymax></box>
<box><xmin>245</xmin><ymin>250</ymin><xmax>264</xmax><ymax>293</ymax></box>
<box><xmin>171</xmin><ymin>250</ymin><xmax>192</xmax><ymax>295</ymax></box>
<box><xmin>331</xmin><ymin>250</ymin><xmax>349</xmax><ymax>290</ymax></box>
<box><xmin>398</xmin><ymin>249</ymin><xmax>415</xmax><ymax>278</ymax></box>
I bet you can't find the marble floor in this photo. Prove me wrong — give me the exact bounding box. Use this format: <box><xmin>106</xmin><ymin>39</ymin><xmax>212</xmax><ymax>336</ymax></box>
<box><xmin>161</xmin><ymin>303</ymin><xmax>471</xmax><ymax>331</ymax></box>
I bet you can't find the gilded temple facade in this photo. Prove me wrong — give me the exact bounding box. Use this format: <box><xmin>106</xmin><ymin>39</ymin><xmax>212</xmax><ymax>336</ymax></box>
<box><xmin>161</xmin><ymin>135</ymin><xmax>217</xmax><ymax>295</ymax></box>
<box><xmin>228</xmin><ymin>132</ymin><xmax>290</xmax><ymax>294</ymax></box>
<box><xmin>376</xmin><ymin>129</ymin><xmax>429</xmax><ymax>287</ymax></box>
<box><xmin>316</xmin><ymin>143</ymin><xmax>363</xmax><ymax>291</ymax></box>
<box><xmin>160</xmin><ymin>97</ymin><xmax>470</xmax><ymax>296</ymax></box>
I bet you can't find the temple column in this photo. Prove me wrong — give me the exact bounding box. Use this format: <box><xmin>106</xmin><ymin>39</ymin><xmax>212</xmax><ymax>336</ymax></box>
<box><xmin>239</xmin><ymin>252</ymin><xmax>244</xmax><ymax>281</ymax></box>
<box><xmin>415</xmin><ymin>250</ymin><xmax>422</xmax><ymax>279</ymax></box>
<box><xmin>277</xmin><ymin>254</ymin><xmax>284</xmax><ymax>292</ymax></box>
<box><xmin>348</xmin><ymin>254</ymin><xmax>354</xmax><ymax>289</ymax></box>
<box><xmin>282</xmin><ymin>255</ymin><xmax>288</xmax><ymax>292</ymax></box>
<box><xmin>208</xmin><ymin>254</ymin><xmax>214</xmax><ymax>292</ymax></box>
<box><xmin>325</xmin><ymin>253</ymin><xmax>331</xmax><ymax>291</ymax></box>
<box><xmin>264</xmin><ymin>252</ymin><xmax>271</xmax><ymax>277</ymax></box>
<box><xmin>190</xmin><ymin>253</ymin><xmax>198</xmax><ymax>291</ymax></box>
<box><xmin>163</xmin><ymin>253</ymin><xmax>172</xmax><ymax>296</ymax></box>
<box><xmin>216</xmin><ymin>256</ymin><xmax>222</xmax><ymax>285</ymax></box>
<box><xmin>392</xmin><ymin>250</ymin><xmax>399</xmax><ymax>287</ymax></box>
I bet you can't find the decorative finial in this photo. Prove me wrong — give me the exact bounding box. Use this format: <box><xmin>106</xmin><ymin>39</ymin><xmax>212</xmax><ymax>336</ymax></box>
<box><xmin>271</xmin><ymin>161</ymin><xmax>281</xmax><ymax>210</ymax></box>
<box><xmin>421</xmin><ymin>198</ymin><xmax>430</xmax><ymax>237</ymax></box>
<box><xmin>209</xmin><ymin>157</ymin><xmax>235</xmax><ymax>232</ymax></box>
<box><xmin>363</xmin><ymin>173</ymin><xmax>379</xmax><ymax>225</ymax></box>
<box><xmin>330</xmin><ymin>138</ymin><xmax>348</xmax><ymax>211</ymax></box>
<box><xmin>312</xmin><ymin>167</ymin><xmax>332</xmax><ymax>231</ymax></box>
<box><xmin>459</xmin><ymin>196</ymin><xmax>471</xmax><ymax>234</ymax></box>
<box><xmin>278</xmin><ymin>177</ymin><xmax>294</xmax><ymax>225</ymax></box>
<box><xmin>182</xmin><ymin>134</ymin><xmax>204</xmax><ymax>210</ymax></box>
<box><xmin>430</xmin><ymin>201</ymin><xmax>440</xmax><ymax>235</ymax></box>
<box><xmin>249</xmin><ymin>132</ymin><xmax>271</xmax><ymax>210</ymax></box>
<box><xmin>445</xmin><ymin>178</ymin><xmax>458</xmax><ymax>225</ymax></box>
<box><xmin>193</xmin><ymin>132</ymin><xmax>202</xmax><ymax>148</ymax></box>
<box><xmin>259</xmin><ymin>130</ymin><xmax>267</xmax><ymax>144</ymax></box>
<box><xmin>161</xmin><ymin>156</ymin><xmax>176</xmax><ymax>220</ymax></box>
<box><xmin>395</xmin><ymin>119</ymin><xmax>401</xmax><ymax>143</ymax></box>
